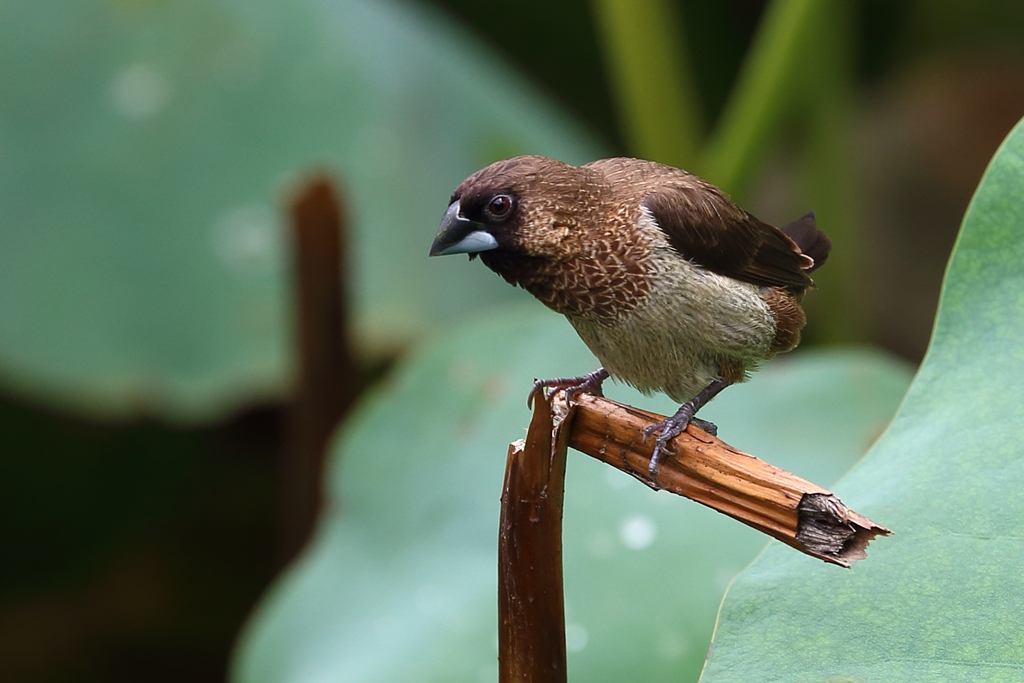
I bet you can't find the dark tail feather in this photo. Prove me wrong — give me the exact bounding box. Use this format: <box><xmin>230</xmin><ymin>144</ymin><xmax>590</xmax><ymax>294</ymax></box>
<box><xmin>782</xmin><ymin>211</ymin><xmax>831</xmax><ymax>272</ymax></box>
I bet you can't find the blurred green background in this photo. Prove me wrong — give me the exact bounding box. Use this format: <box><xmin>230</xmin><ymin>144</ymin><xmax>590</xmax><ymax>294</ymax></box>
<box><xmin>2</xmin><ymin>0</ymin><xmax>1023</xmax><ymax>681</ymax></box>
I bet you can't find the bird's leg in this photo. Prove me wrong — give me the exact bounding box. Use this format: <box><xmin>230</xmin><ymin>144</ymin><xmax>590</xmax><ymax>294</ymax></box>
<box><xmin>644</xmin><ymin>378</ymin><xmax>731</xmax><ymax>475</ymax></box>
<box><xmin>528</xmin><ymin>367</ymin><xmax>610</xmax><ymax>408</ymax></box>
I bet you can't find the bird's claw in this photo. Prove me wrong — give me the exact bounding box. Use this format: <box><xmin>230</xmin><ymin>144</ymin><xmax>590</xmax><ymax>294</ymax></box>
<box><xmin>644</xmin><ymin>417</ymin><xmax>687</xmax><ymax>476</ymax></box>
<box><xmin>527</xmin><ymin>368</ymin><xmax>609</xmax><ymax>408</ymax></box>
<box><xmin>643</xmin><ymin>410</ymin><xmax>718</xmax><ymax>475</ymax></box>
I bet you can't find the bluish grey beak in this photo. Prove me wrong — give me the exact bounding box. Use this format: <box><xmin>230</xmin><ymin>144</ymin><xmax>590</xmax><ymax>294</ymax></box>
<box><xmin>429</xmin><ymin>200</ymin><xmax>499</xmax><ymax>256</ymax></box>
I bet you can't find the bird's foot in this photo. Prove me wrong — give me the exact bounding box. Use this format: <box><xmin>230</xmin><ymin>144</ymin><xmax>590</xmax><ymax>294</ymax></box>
<box><xmin>528</xmin><ymin>367</ymin><xmax>610</xmax><ymax>408</ymax></box>
<box><xmin>643</xmin><ymin>379</ymin><xmax>731</xmax><ymax>475</ymax></box>
<box><xmin>643</xmin><ymin>407</ymin><xmax>699</xmax><ymax>476</ymax></box>
<box><xmin>645</xmin><ymin>417</ymin><xmax>718</xmax><ymax>476</ymax></box>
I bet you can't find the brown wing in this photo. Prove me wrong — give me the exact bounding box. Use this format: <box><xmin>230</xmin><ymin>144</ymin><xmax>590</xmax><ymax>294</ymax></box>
<box><xmin>643</xmin><ymin>183</ymin><xmax>814</xmax><ymax>291</ymax></box>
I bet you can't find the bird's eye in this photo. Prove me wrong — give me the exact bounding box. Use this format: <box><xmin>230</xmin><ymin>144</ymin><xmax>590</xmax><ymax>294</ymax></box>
<box><xmin>486</xmin><ymin>194</ymin><xmax>514</xmax><ymax>220</ymax></box>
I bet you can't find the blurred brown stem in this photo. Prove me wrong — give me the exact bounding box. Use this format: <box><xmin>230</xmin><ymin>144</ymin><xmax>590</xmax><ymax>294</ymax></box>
<box><xmin>282</xmin><ymin>174</ymin><xmax>360</xmax><ymax>564</ymax></box>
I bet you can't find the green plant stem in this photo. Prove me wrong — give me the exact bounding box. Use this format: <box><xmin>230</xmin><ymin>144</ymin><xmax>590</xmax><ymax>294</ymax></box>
<box><xmin>798</xmin><ymin>2</ymin><xmax>863</xmax><ymax>342</ymax></box>
<box><xmin>700</xmin><ymin>0</ymin><xmax>821</xmax><ymax>195</ymax></box>
<box><xmin>591</xmin><ymin>0</ymin><xmax>703</xmax><ymax>167</ymax></box>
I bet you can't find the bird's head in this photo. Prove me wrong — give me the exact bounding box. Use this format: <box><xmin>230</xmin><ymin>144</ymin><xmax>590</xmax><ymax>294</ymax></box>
<box><xmin>429</xmin><ymin>156</ymin><xmax>597</xmax><ymax>266</ymax></box>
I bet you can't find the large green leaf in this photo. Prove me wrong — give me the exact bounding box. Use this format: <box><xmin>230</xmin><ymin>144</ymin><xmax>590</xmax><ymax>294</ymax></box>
<box><xmin>700</xmin><ymin>117</ymin><xmax>1024</xmax><ymax>682</ymax></box>
<box><xmin>231</xmin><ymin>302</ymin><xmax>910</xmax><ymax>683</ymax></box>
<box><xmin>0</xmin><ymin>0</ymin><xmax>599</xmax><ymax>421</ymax></box>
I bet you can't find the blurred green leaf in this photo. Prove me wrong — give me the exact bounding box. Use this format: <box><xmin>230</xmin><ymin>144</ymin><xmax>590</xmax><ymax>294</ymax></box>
<box><xmin>700</xmin><ymin>117</ymin><xmax>1024</xmax><ymax>681</ymax></box>
<box><xmin>231</xmin><ymin>302</ymin><xmax>911</xmax><ymax>683</ymax></box>
<box><xmin>0</xmin><ymin>0</ymin><xmax>601</xmax><ymax>421</ymax></box>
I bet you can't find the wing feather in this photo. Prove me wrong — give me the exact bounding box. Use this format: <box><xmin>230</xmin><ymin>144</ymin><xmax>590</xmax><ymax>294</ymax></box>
<box><xmin>643</xmin><ymin>183</ymin><xmax>814</xmax><ymax>291</ymax></box>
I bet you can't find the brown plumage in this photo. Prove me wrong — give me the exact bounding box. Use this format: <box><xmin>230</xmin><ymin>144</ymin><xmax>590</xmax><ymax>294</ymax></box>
<box><xmin>430</xmin><ymin>155</ymin><xmax>830</xmax><ymax>473</ymax></box>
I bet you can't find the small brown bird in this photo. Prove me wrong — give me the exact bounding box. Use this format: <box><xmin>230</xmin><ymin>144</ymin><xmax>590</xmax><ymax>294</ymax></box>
<box><xmin>429</xmin><ymin>156</ymin><xmax>830</xmax><ymax>474</ymax></box>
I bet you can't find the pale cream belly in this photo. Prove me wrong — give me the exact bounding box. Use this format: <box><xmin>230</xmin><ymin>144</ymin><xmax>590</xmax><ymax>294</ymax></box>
<box><xmin>568</xmin><ymin>266</ymin><xmax>777</xmax><ymax>402</ymax></box>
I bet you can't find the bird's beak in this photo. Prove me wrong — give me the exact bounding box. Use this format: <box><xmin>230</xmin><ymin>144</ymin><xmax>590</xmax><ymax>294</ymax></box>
<box><xmin>429</xmin><ymin>200</ymin><xmax>499</xmax><ymax>257</ymax></box>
